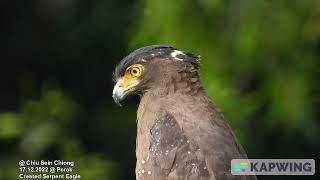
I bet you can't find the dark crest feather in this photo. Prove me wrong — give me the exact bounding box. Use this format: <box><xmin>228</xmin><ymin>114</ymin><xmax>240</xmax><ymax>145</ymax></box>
<box><xmin>113</xmin><ymin>45</ymin><xmax>200</xmax><ymax>81</ymax></box>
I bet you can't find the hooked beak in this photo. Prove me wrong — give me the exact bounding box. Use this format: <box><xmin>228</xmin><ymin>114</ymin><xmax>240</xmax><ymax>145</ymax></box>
<box><xmin>112</xmin><ymin>78</ymin><xmax>137</xmax><ymax>106</ymax></box>
<box><xmin>112</xmin><ymin>81</ymin><xmax>125</xmax><ymax>106</ymax></box>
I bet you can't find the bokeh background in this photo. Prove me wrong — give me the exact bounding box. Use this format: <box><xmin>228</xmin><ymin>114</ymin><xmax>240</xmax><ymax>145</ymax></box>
<box><xmin>1</xmin><ymin>0</ymin><xmax>320</xmax><ymax>179</ymax></box>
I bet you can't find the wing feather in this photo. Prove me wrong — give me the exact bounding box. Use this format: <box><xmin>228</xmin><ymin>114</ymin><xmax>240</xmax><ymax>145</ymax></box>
<box><xmin>166</xmin><ymin>97</ymin><xmax>257</xmax><ymax>180</ymax></box>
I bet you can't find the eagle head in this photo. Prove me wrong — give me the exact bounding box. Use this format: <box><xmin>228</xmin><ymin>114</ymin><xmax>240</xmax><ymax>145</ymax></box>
<box><xmin>112</xmin><ymin>45</ymin><xmax>200</xmax><ymax>106</ymax></box>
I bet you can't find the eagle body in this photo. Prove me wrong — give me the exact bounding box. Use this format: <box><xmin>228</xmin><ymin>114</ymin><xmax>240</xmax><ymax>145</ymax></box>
<box><xmin>112</xmin><ymin>45</ymin><xmax>256</xmax><ymax>180</ymax></box>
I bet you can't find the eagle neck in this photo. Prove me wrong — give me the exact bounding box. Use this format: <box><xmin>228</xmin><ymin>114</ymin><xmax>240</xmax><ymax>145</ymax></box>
<box><xmin>145</xmin><ymin>65</ymin><xmax>203</xmax><ymax>97</ymax></box>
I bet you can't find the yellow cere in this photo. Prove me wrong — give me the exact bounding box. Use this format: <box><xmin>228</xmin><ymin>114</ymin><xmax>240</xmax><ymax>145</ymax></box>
<box><xmin>117</xmin><ymin>64</ymin><xmax>144</xmax><ymax>89</ymax></box>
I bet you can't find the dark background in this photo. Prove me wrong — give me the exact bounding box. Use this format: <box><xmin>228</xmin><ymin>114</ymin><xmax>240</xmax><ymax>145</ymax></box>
<box><xmin>1</xmin><ymin>0</ymin><xmax>319</xmax><ymax>179</ymax></box>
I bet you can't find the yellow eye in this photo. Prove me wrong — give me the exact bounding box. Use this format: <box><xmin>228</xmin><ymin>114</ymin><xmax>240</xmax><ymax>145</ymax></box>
<box><xmin>130</xmin><ymin>67</ymin><xmax>142</xmax><ymax>77</ymax></box>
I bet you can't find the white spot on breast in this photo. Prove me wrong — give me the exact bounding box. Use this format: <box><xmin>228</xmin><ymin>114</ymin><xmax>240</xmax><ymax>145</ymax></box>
<box><xmin>188</xmin><ymin>151</ymin><xmax>191</xmax><ymax>154</ymax></box>
<box><xmin>146</xmin><ymin>155</ymin><xmax>150</xmax><ymax>161</ymax></box>
<box><xmin>141</xmin><ymin>169</ymin><xmax>145</xmax><ymax>174</ymax></box>
<box><xmin>147</xmin><ymin>171</ymin><xmax>152</xmax><ymax>175</ymax></box>
<box><xmin>142</xmin><ymin>159</ymin><xmax>145</xmax><ymax>164</ymax></box>
<box><xmin>191</xmin><ymin>165</ymin><xmax>198</xmax><ymax>174</ymax></box>
<box><xmin>171</xmin><ymin>50</ymin><xmax>185</xmax><ymax>61</ymax></box>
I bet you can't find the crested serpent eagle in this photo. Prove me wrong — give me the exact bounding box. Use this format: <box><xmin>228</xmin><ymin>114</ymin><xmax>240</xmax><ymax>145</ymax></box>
<box><xmin>112</xmin><ymin>45</ymin><xmax>256</xmax><ymax>180</ymax></box>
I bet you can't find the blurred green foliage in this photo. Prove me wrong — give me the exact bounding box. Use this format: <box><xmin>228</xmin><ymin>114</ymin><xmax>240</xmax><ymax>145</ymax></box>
<box><xmin>0</xmin><ymin>88</ymin><xmax>120</xmax><ymax>179</ymax></box>
<box><xmin>1</xmin><ymin>0</ymin><xmax>320</xmax><ymax>179</ymax></box>
<box><xmin>130</xmin><ymin>0</ymin><xmax>320</xmax><ymax>145</ymax></box>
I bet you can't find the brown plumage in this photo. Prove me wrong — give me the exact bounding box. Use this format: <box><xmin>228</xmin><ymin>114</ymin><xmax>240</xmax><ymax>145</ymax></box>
<box><xmin>113</xmin><ymin>45</ymin><xmax>257</xmax><ymax>180</ymax></box>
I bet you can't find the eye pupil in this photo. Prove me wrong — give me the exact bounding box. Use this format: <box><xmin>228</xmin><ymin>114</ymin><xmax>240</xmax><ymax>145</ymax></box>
<box><xmin>131</xmin><ymin>67</ymin><xmax>141</xmax><ymax>76</ymax></box>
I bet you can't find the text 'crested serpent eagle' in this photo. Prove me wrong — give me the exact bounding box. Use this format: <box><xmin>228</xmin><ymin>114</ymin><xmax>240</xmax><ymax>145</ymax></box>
<box><xmin>112</xmin><ymin>45</ymin><xmax>256</xmax><ymax>180</ymax></box>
